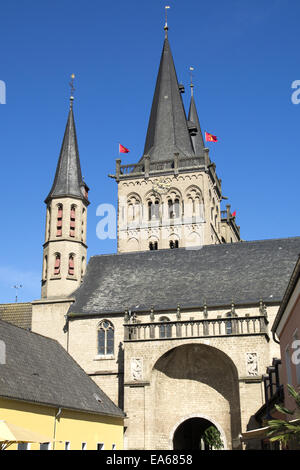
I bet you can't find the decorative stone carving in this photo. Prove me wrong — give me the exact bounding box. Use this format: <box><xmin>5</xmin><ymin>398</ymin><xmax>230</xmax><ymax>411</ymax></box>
<box><xmin>246</xmin><ymin>353</ymin><xmax>258</xmax><ymax>376</ymax></box>
<box><xmin>131</xmin><ymin>358</ymin><xmax>143</xmax><ymax>381</ymax></box>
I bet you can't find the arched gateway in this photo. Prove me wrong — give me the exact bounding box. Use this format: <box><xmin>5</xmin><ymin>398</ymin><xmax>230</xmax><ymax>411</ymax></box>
<box><xmin>172</xmin><ymin>416</ymin><xmax>226</xmax><ymax>450</ymax></box>
<box><xmin>149</xmin><ymin>343</ymin><xmax>241</xmax><ymax>450</ymax></box>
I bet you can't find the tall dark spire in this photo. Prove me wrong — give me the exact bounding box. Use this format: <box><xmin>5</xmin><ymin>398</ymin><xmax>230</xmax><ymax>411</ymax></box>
<box><xmin>188</xmin><ymin>90</ymin><xmax>205</xmax><ymax>157</ymax></box>
<box><xmin>45</xmin><ymin>99</ymin><xmax>88</xmax><ymax>204</ymax></box>
<box><xmin>142</xmin><ymin>35</ymin><xmax>194</xmax><ymax>162</ymax></box>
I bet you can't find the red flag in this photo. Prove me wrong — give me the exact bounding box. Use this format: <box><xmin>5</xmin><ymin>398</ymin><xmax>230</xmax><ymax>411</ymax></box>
<box><xmin>205</xmin><ymin>132</ymin><xmax>218</xmax><ymax>143</ymax></box>
<box><xmin>119</xmin><ymin>143</ymin><xmax>130</xmax><ymax>154</ymax></box>
<box><xmin>232</xmin><ymin>211</ymin><xmax>236</xmax><ymax>217</ymax></box>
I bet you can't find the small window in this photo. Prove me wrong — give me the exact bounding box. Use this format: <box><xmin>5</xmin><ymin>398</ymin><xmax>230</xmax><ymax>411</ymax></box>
<box><xmin>148</xmin><ymin>201</ymin><xmax>152</xmax><ymax>220</ymax></box>
<box><xmin>65</xmin><ymin>441</ymin><xmax>70</xmax><ymax>450</ymax></box>
<box><xmin>68</xmin><ymin>254</ymin><xmax>75</xmax><ymax>276</ymax></box>
<box><xmin>154</xmin><ymin>200</ymin><xmax>159</xmax><ymax>217</ymax></box>
<box><xmin>82</xmin><ymin>442</ymin><xmax>87</xmax><ymax>450</ymax></box>
<box><xmin>43</xmin><ymin>255</ymin><xmax>48</xmax><ymax>280</ymax></box>
<box><xmin>112</xmin><ymin>444</ymin><xmax>116</xmax><ymax>450</ymax></box>
<box><xmin>149</xmin><ymin>241</ymin><xmax>158</xmax><ymax>251</ymax></box>
<box><xmin>56</xmin><ymin>204</ymin><xmax>63</xmax><ymax>237</ymax></box>
<box><xmin>70</xmin><ymin>205</ymin><xmax>76</xmax><ymax>237</ymax></box>
<box><xmin>174</xmin><ymin>198</ymin><xmax>180</xmax><ymax>218</ymax></box>
<box><xmin>97</xmin><ymin>443</ymin><xmax>104</xmax><ymax>450</ymax></box>
<box><xmin>18</xmin><ymin>443</ymin><xmax>31</xmax><ymax>450</ymax></box>
<box><xmin>168</xmin><ymin>199</ymin><xmax>174</xmax><ymax>219</ymax></box>
<box><xmin>169</xmin><ymin>240</ymin><xmax>179</xmax><ymax>249</ymax></box>
<box><xmin>40</xmin><ymin>442</ymin><xmax>51</xmax><ymax>450</ymax></box>
<box><xmin>54</xmin><ymin>253</ymin><xmax>61</xmax><ymax>276</ymax></box>
<box><xmin>98</xmin><ymin>320</ymin><xmax>114</xmax><ymax>356</ymax></box>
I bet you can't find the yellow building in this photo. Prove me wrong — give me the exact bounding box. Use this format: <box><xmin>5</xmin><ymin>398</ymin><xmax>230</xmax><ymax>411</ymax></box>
<box><xmin>0</xmin><ymin>319</ymin><xmax>124</xmax><ymax>450</ymax></box>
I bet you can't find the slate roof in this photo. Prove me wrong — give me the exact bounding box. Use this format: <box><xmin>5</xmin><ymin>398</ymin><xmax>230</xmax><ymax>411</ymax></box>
<box><xmin>0</xmin><ymin>303</ymin><xmax>32</xmax><ymax>330</ymax></box>
<box><xmin>0</xmin><ymin>320</ymin><xmax>124</xmax><ymax>418</ymax></box>
<box><xmin>68</xmin><ymin>237</ymin><xmax>300</xmax><ymax>316</ymax></box>
<box><xmin>142</xmin><ymin>36</ymin><xmax>195</xmax><ymax>162</ymax></box>
<box><xmin>45</xmin><ymin>102</ymin><xmax>88</xmax><ymax>204</ymax></box>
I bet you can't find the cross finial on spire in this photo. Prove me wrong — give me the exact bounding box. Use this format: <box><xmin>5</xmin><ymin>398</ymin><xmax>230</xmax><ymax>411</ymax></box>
<box><xmin>164</xmin><ymin>6</ymin><xmax>170</xmax><ymax>38</ymax></box>
<box><xmin>69</xmin><ymin>73</ymin><xmax>75</xmax><ymax>108</ymax></box>
<box><xmin>189</xmin><ymin>66</ymin><xmax>194</xmax><ymax>96</ymax></box>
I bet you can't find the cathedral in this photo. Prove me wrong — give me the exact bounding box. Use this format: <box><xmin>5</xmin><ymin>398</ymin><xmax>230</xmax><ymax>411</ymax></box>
<box><xmin>31</xmin><ymin>20</ymin><xmax>300</xmax><ymax>450</ymax></box>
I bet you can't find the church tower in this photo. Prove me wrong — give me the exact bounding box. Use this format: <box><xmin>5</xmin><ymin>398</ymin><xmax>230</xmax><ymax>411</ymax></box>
<box><xmin>41</xmin><ymin>94</ymin><xmax>89</xmax><ymax>299</ymax></box>
<box><xmin>111</xmin><ymin>23</ymin><xmax>241</xmax><ymax>252</ymax></box>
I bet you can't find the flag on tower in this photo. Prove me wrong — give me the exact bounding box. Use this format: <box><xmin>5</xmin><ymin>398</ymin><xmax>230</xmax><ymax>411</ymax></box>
<box><xmin>119</xmin><ymin>143</ymin><xmax>130</xmax><ymax>154</ymax></box>
<box><xmin>232</xmin><ymin>211</ymin><xmax>236</xmax><ymax>217</ymax></box>
<box><xmin>205</xmin><ymin>132</ymin><xmax>218</xmax><ymax>143</ymax></box>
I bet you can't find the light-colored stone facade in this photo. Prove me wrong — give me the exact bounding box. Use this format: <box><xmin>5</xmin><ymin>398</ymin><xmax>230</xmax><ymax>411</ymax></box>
<box><xmin>116</xmin><ymin>151</ymin><xmax>240</xmax><ymax>253</ymax></box>
<box><xmin>41</xmin><ymin>196</ymin><xmax>88</xmax><ymax>299</ymax></box>
<box><xmin>32</xmin><ymin>300</ymin><xmax>281</xmax><ymax>449</ymax></box>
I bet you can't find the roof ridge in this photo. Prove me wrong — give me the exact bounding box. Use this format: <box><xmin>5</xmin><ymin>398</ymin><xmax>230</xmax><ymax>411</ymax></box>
<box><xmin>0</xmin><ymin>318</ymin><xmax>60</xmax><ymax>343</ymax></box>
<box><xmin>88</xmin><ymin>236</ymin><xmax>300</xmax><ymax>260</ymax></box>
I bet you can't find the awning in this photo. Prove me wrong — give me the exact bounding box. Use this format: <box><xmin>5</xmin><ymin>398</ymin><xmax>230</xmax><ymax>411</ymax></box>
<box><xmin>240</xmin><ymin>418</ymin><xmax>300</xmax><ymax>441</ymax></box>
<box><xmin>240</xmin><ymin>426</ymin><xmax>270</xmax><ymax>441</ymax></box>
<box><xmin>0</xmin><ymin>420</ymin><xmax>55</xmax><ymax>450</ymax></box>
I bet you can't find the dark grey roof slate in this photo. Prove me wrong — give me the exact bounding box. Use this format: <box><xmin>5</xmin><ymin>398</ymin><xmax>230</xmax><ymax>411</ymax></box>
<box><xmin>68</xmin><ymin>237</ymin><xmax>300</xmax><ymax>316</ymax></box>
<box><xmin>188</xmin><ymin>95</ymin><xmax>205</xmax><ymax>156</ymax></box>
<box><xmin>0</xmin><ymin>320</ymin><xmax>124</xmax><ymax>418</ymax></box>
<box><xmin>45</xmin><ymin>104</ymin><xmax>87</xmax><ymax>203</ymax></box>
<box><xmin>142</xmin><ymin>37</ymin><xmax>194</xmax><ymax>162</ymax></box>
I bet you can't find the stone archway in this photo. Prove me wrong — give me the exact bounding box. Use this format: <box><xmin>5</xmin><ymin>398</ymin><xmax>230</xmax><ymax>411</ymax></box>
<box><xmin>149</xmin><ymin>343</ymin><xmax>241</xmax><ymax>450</ymax></box>
<box><xmin>171</xmin><ymin>416</ymin><xmax>226</xmax><ymax>450</ymax></box>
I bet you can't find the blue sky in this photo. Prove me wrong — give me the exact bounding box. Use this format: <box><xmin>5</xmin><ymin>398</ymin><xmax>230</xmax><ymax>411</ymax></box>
<box><xmin>0</xmin><ymin>0</ymin><xmax>299</xmax><ymax>303</ymax></box>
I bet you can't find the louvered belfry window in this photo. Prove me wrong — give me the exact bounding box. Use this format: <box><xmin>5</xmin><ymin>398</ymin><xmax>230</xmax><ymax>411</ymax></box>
<box><xmin>70</xmin><ymin>206</ymin><xmax>76</xmax><ymax>237</ymax></box>
<box><xmin>68</xmin><ymin>254</ymin><xmax>75</xmax><ymax>276</ymax></box>
<box><xmin>54</xmin><ymin>254</ymin><xmax>61</xmax><ymax>275</ymax></box>
<box><xmin>98</xmin><ymin>320</ymin><xmax>114</xmax><ymax>356</ymax></box>
<box><xmin>56</xmin><ymin>205</ymin><xmax>63</xmax><ymax>236</ymax></box>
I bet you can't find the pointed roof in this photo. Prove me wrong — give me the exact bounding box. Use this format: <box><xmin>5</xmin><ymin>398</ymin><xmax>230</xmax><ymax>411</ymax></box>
<box><xmin>45</xmin><ymin>100</ymin><xmax>87</xmax><ymax>203</ymax></box>
<box><xmin>188</xmin><ymin>93</ymin><xmax>205</xmax><ymax>156</ymax></box>
<box><xmin>143</xmin><ymin>36</ymin><xmax>194</xmax><ymax>162</ymax></box>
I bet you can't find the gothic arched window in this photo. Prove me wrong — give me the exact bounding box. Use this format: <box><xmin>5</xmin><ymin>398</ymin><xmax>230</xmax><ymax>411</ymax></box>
<box><xmin>148</xmin><ymin>199</ymin><xmax>160</xmax><ymax>220</ymax></box>
<box><xmin>98</xmin><ymin>320</ymin><xmax>114</xmax><ymax>356</ymax></box>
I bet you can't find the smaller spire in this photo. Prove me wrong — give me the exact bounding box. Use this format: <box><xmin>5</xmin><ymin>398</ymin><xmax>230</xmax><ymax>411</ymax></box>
<box><xmin>164</xmin><ymin>6</ymin><xmax>170</xmax><ymax>38</ymax></box>
<box><xmin>188</xmin><ymin>74</ymin><xmax>205</xmax><ymax>156</ymax></box>
<box><xmin>45</xmin><ymin>78</ymin><xmax>89</xmax><ymax>205</ymax></box>
<box><xmin>189</xmin><ymin>67</ymin><xmax>194</xmax><ymax>97</ymax></box>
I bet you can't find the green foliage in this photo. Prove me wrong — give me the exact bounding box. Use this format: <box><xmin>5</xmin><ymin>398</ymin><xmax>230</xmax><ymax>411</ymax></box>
<box><xmin>203</xmin><ymin>425</ymin><xmax>224</xmax><ymax>450</ymax></box>
<box><xmin>267</xmin><ymin>385</ymin><xmax>300</xmax><ymax>447</ymax></box>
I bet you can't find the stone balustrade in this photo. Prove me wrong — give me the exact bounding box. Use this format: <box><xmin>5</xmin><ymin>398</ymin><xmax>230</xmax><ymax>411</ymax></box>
<box><xmin>124</xmin><ymin>316</ymin><xmax>269</xmax><ymax>342</ymax></box>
